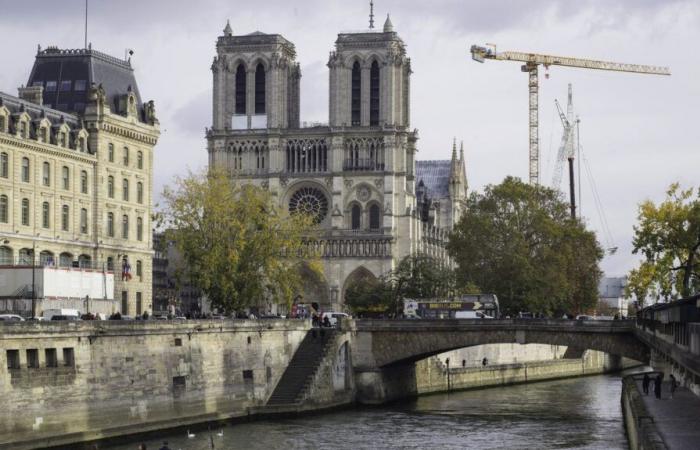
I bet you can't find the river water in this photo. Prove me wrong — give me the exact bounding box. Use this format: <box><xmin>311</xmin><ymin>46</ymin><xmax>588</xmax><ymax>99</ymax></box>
<box><xmin>109</xmin><ymin>373</ymin><xmax>630</xmax><ymax>450</ymax></box>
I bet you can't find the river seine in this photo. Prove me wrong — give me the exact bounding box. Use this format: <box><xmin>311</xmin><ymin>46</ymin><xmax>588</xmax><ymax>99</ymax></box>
<box><xmin>110</xmin><ymin>373</ymin><xmax>631</xmax><ymax>450</ymax></box>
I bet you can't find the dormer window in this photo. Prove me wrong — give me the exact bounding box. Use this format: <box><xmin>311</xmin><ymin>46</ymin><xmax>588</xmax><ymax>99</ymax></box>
<box><xmin>59</xmin><ymin>132</ymin><xmax>66</xmax><ymax>148</ymax></box>
<box><xmin>0</xmin><ymin>116</ymin><xmax>5</xmax><ymax>133</ymax></box>
<box><xmin>19</xmin><ymin>121</ymin><xmax>27</xmax><ymax>138</ymax></box>
<box><xmin>40</xmin><ymin>127</ymin><xmax>48</xmax><ymax>143</ymax></box>
<box><xmin>79</xmin><ymin>137</ymin><xmax>86</xmax><ymax>153</ymax></box>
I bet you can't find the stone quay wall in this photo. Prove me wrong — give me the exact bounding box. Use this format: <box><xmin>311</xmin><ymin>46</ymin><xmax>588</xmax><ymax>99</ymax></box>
<box><xmin>621</xmin><ymin>374</ymin><xmax>667</xmax><ymax>450</ymax></box>
<box><xmin>0</xmin><ymin>320</ymin><xmax>313</xmax><ymax>449</ymax></box>
<box><xmin>416</xmin><ymin>350</ymin><xmax>631</xmax><ymax>394</ymax></box>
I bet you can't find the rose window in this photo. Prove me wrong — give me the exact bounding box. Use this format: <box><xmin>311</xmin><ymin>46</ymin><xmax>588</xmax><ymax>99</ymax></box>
<box><xmin>289</xmin><ymin>187</ymin><xmax>329</xmax><ymax>224</ymax></box>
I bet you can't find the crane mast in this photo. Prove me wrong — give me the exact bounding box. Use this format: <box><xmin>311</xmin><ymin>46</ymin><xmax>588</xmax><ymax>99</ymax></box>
<box><xmin>471</xmin><ymin>45</ymin><xmax>670</xmax><ymax>185</ymax></box>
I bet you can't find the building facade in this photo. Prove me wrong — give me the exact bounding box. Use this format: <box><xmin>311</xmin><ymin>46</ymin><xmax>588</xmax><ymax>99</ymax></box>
<box><xmin>207</xmin><ymin>17</ymin><xmax>466</xmax><ymax>310</ymax></box>
<box><xmin>0</xmin><ymin>46</ymin><xmax>159</xmax><ymax>316</ymax></box>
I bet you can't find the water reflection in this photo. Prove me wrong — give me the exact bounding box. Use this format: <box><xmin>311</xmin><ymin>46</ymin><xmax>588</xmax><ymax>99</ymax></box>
<box><xmin>108</xmin><ymin>374</ymin><xmax>629</xmax><ymax>450</ymax></box>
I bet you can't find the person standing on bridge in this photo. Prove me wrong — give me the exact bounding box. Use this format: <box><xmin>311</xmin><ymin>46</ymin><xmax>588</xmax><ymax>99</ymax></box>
<box><xmin>654</xmin><ymin>373</ymin><xmax>663</xmax><ymax>399</ymax></box>
<box><xmin>642</xmin><ymin>373</ymin><xmax>650</xmax><ymax>395</ymax></box>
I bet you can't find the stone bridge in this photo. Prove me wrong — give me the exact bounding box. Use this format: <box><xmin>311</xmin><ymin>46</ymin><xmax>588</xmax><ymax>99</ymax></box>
<box><xmin>348</xmin><ymin>319</ymin><xmax>649</xmax><ymax>404</ymax></box>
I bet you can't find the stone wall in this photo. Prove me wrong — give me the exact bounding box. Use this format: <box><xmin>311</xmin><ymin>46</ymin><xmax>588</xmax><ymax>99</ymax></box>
<box><xmin>621</xmin><ymin>374</ymin><xmax>667</xmax><ymax>450</ymax></box>
<box><xmin>415</xmin><ymin>350</ymin><xmax>625</xmax><ymax>395</ymax></box>
<box><xmin>0</xmin><ymin>320</ymin><xmax>311</xmax><ymax>449</ymax></box>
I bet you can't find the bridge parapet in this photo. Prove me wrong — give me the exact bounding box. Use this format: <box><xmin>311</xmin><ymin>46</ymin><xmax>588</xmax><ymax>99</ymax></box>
<box><xmin>355</xmin><ymin>318</ymin><xmax>636</xmax><ymax>333</ymax></box>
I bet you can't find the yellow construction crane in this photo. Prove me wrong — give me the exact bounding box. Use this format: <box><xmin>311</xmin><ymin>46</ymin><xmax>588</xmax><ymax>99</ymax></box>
<box><xmin>470</xmin><ymin>44</ymin><xmax>670</xmax><ymax>185</ymax></box>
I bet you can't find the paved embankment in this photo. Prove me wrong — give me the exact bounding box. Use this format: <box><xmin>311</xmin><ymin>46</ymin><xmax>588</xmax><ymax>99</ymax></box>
<box><xmin>622</xmin><ymin>372</ymin><xmax>700</xmax><ymax>450</ymax></box>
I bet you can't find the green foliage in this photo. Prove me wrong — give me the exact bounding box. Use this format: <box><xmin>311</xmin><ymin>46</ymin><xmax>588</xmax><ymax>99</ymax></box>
<box><xmin>344</xmin><ymin>254</ymin><xmax>455</xmax><ymax>315</ymax></box>
<box><xmin>159</xmin><ymin>168</ymin><xmax>321</xmax><ymax>314</ymax></box>
<box><xmin>626</xmin><ymin>183</ymin><xmax>700</xmax><ymax>303</ymax></box>
<box><xmin>447</xmin><ymin>176</ymin><xmax>603</xmax><ymax>316</ymax></box>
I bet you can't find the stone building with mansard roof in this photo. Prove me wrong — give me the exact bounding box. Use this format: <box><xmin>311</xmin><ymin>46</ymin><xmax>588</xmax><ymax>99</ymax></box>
<box><xmin>0</xmin><ymin>46</ymin><xmax>159</xmax><ymax>316</ymax></box>
<box><xmin>207</xmin><ymin>15</ymin><xmax>466</xmax><ymax>311</ymax></box>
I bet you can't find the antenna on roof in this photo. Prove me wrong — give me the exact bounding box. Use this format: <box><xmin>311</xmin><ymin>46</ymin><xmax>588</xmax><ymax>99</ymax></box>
<box><xmin>84</xmin><ymin>0</ymin><xmax>88</xmax><ymax>49</ymax></box>
<box><xmin>369</xmin><ymin>1</ymin><xmax>375</xmax><ymax>29</ymax></box>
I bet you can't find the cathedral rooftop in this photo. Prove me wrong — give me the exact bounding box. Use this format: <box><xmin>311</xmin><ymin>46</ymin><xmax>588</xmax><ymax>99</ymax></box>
<box><xmin>416</xmin><ymin>160</ymin><xmax>452</xmax><ymax>199</ymax></box>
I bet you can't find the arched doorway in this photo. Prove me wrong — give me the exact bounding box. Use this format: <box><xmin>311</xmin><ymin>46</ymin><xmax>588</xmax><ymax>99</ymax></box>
<box><xmin>296</xmin><ymin>263</ymin><xmax>330</xmax><ymax>311</ymax></box>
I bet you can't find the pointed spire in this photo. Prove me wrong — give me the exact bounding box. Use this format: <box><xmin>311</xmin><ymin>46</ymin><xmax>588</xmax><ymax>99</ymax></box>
<box><xmin>459</xmin><ymin>141</ymin><xmax>464</xmax><ymax>163</ymax></box>
<box><xmin>223</xmin><ymin>19</ymin><xmax>232</xmax><ymax>36</ymax></box>
<box><xmin>369</xmin><ymin>1</ymin><xmax>375</xmax><ymax>29</ymax></box>
<box><xmin>383</xmin><ymin>14</ymin><xmax>394</xmax><ymax>32</ymax></box>
<box><xmin>451</xmin><ymin>137</ymin><xmax>457</xmax><ymax>161</ymax></box>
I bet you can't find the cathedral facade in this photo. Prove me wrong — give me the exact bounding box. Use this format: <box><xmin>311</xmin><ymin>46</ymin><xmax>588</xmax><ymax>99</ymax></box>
<box><xmin>207</xmin><ymin>16</ymin><xmax>466</xmax><ymax>311</ymax></box>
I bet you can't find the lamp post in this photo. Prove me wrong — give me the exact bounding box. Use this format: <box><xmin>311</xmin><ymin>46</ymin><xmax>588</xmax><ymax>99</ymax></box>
<box><xmin>31</xmin><ymin>241</ymin><xmax>36</xmax><ymax>319</ymax></box>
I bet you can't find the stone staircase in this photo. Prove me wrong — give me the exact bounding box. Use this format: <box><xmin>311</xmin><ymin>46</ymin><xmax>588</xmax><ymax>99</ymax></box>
<box><xmin>266</xmin><ymin>328</ymin><xmax>336</xmax><ymax>406</ymax></box>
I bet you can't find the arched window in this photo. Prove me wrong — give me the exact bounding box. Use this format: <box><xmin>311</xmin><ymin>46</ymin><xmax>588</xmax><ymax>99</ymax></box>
<box><xmin>0</xmin><ymin>152</ymin><xmax>8</xmax><ymax>178</ymax></box>
<box><xmin>42</xmin><ymin>202</ymin><xmax>50</xmax><ymax>228</ymax></box>
<box><xmin>42</xmin><ymin>162</ymin><xmax>50</xmax><ymax>186</ymax></box>
<box><xmin>0</xmin><ymin>195</ymin><xmax>7</xmax><ymax>223</ymax></box>
<box><xmin>0</xmin><ymin>246</ymin><xmax>13</xmax><ymax>265</ymax></box>
<box><xmin>80</xmin><ymin>170</ymin><xmax>88</xmax><ymax>194</ymax></box>
<box><xmin>136</xmin><ymin>260</ymin><xmax>143</xmax><ymax>281</ymax></box>
<box><xmin>370</xmin><ymin>60</ymin><xmax>380</xmax><ymax>126</ymax></box>
<box><xmin>122</xmin><ymin>178</ymin><xmax>129</xmax><ymax>201</ymax></box>
<box><xmin>108</xmin><ymin>143</ymin><xmax>114</xmax><ymax>162</ymax></box>
<box><xmin>122</xmin><ymin>214</ymin><xmax>129</xmax><ymax>239</ymax></box>
<box><xmin>21</xmin><ymin>157</ymin><xmax>30</xmax><ymax>182</ymax></box>
<box><xmin>39</xmin><ymin>250</ymin><xmax>54</xmax><ymax>266</ymax></box>
<box><xmin>369</xmin><ymin>203</ymin><xmax>381</xmax><ymax>230</ymax></box>
<box><xmin>107</xmin><ymin>176</ymin><xmax>114</xmax><ymax>198</ymax></box>
<box><xmin>255</xmin><ymin>63</ymin><xmax>266</xmax><ymax>114</ymax></box>
<box><xmin>123</xmin><ymin>147</ymin><xmax>129</xmax><ymax>166</ymax></box>
<box><xmin>78</xmin><ymin>254</ymin><xmax>91</xmax><ymax>268</ymax></box>
<box><xmin>136</xmin><ymin>217</ymin><xmax>143</xmax><ymax>241</ymax></box>
<box><xmin>107</xmin><ymin>212</ymin><xmax>114</xmax><ymax>237</ymax></box>
<box><xmin>61</xmin><ymin>205</ymin><xmax>69</xmax><ymax>231</ymax></box>
<box><xmin>137</xmin><ymin>182</ymin><xmax>143</xmax><ymax>204</ymax></box>
<box><xmin>62</xmin><ymin>166</ymin><xmax>69</xmax><ymax>189</ymax></box>
<box><xmin>235</xmin><ymin>64</ymin><xmax>247</xmax><ymax>115</ymax></box>
<box><xmin>351</xmin><ymin>204</ymin><xmax>361</xmax><ymax>230</ymax></box>
<box><xmin>59</xmin><ymin>252</ymin><xmax>73</xmax><ymax>267</ymax></box>
<box><xmin>80</xmin><ymin>208</ymin><xmax>88</xmax><ymax>234</ymax></box>
<box><xmin>351</xmin><ymin>61</ymin><xmax>361</xmax><ymax>126</ymax></box>
<box><xmin>19</xmin><ymin>248</ymin><xmax>33</xmax><ymax>265</ymax></box>
<box><xmin>21</xmin><ymin>198</ymin><xmax>30</xmax><ymax>226</ymax></box>
<box><xmin>107</xmin><ymin>256</ymin><xmax>114</xmax><ymax>271</ymax></box>
<box><xmin>137</xmin><ymin>151</ymin><xmax>143</xmax><ymax>169</ymax></box>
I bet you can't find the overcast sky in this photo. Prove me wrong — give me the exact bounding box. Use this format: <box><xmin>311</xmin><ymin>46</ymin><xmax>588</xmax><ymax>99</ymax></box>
<box><xmin>1</xmin><ymin>0</ymin><xmax>698</xmax><ymax>277</ymax></box>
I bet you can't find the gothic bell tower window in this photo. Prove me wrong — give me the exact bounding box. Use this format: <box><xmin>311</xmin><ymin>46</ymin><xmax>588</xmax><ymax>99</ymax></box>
<box><xmin>235</xmin><ymin>64</ymin><xmax>246</xmax><ymax>115</ymax></box>
<box><xmin>351</xmin><ymin>62</ymin><xmax>361</xmax><ymax>126</ymax></box>
<box><xmin>289</xmin><ymin>187</ymin><xmax>329</xmax><ymax>224</ymax></box>
<box><xmin>370</xmin><ymin>61</ymin><xmax>380</xmax><ymax>126</ymax></box>
<box><xmin>255</xmin><ymin>63</ymin><xmax>266</xmax><ymax>114</ymax></box>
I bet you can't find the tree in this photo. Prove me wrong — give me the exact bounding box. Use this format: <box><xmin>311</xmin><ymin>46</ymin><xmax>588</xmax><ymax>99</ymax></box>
<box><xmin>344</xmin><ymin>254</ymin><xmax>454</xmax><ymax>315</ymax></box>
<box><xmin>159</xmin><ymin>169</ymin><xmax>321</xmax><ymax>314</ymax></box>
<box><xmin>626</xmin><ymin>183</ymin><xmax>700</xmax><ymax>303</ymax></box>
<box><xmin>447</xmin><ymin>176</ymin><xmax>603</xmax><ymax>316</ymax></box>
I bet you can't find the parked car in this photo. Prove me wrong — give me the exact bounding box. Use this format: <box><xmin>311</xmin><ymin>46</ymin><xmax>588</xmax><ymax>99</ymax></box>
<box><xmin>455</xmin><ymin>311</ymin><xmax>493</xmax><ymax>319</ymax></box>
<box><xmin>575</xmin><ymin>315</ymin><xmax>594</xmax><ymax>321</ymax></box>
<box><xmin>43</xmin><ymin>308</ymin><xmax>79</xmax><ymax>321</ymax></box>
<box><xmin>321</xmin><ymin>312</ymin><xmax>350</xmax><ymax>326</ymax></box>
<box><xmin>0</xmin><ymin>314</ymin><xmax>25</xmax><ymax>321</ymax></box>
<box><xmin>51</xmin><ymin>315</ymin><xmax>80</xmax><ymax>321</ymax></box>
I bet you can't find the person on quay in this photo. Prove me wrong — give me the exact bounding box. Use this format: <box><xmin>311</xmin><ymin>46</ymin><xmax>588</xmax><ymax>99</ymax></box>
<box><xmin>654</xmin><ymin>373</ymin><xmax>663</xmax><ymax>399</ymax></box>
<box><xmin>642</xmin><ymin>373</ymin><xmax>650</xmax><ymax>395</ymax></box>
<box><xmin>669</xmin><ymin>374</ymin><xmax>678</xmax><ymax>399</ymax></box>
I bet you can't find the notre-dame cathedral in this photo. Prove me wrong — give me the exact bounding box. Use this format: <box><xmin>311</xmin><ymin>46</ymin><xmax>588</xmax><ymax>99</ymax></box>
<box><xmin>206</xmin><ymin>14</ymin><xmax>467</xmax><ymax>311</ymax></box>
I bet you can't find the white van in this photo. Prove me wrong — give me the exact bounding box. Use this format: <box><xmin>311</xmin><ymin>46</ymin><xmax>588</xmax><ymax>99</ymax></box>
<box><xmin>321</xmin><ymin>312</ymin><xmax>349</xmax><ymax>326</ymax></box>
<box><xmin>455</xmin><ymin>311</ymin><xmax>493</xmax><ymax>319</ymax></box>
<box><xmin>42</xmin><ymin>309</ymin><xmax>80</xmax><ymax>321</ymax></box>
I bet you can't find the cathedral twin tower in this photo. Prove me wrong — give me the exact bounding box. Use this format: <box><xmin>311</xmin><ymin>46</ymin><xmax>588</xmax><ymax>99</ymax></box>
<box><xmin>207</xmin><ymin>15</ymin><xmax>465</xmax><ymax>310</ymax></box>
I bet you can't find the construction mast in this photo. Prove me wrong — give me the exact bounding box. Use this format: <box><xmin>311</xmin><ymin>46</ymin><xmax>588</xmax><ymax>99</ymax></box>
<box><xmin>552</xmin><ymin>84</ymin><xmax>577</xmax><ymax>218</ymax></box>
<box><xmin>470</xmin><ymin>45</ymin><xmax>670</xmax><ymax>185</ymax></box>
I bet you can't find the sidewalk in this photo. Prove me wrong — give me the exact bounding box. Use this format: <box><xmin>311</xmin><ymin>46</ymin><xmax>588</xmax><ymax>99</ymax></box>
<box><xmin>634</xmin><ymin>376</ymin><xmax>700</xmax><ymax>449</ymax></box>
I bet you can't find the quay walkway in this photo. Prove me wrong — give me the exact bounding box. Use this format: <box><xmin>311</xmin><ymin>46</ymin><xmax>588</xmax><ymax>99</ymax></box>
<box><xmin>630</xmin><ymin>374</ymin><xmax>700</xmax><ymax>449</ymax></box>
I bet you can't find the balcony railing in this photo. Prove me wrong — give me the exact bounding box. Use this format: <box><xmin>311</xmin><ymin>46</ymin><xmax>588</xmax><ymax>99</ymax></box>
<box><xmin>343</xmin><ymin>159</ymin><xmax>385</xmax><ymax>172</ymax></box>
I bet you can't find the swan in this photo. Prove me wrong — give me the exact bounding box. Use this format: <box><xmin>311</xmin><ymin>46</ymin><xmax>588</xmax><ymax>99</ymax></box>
<box><xmin>187</xmin><ymin>429</ymin><xmax>195</xmax><ymax>438</ymax></box>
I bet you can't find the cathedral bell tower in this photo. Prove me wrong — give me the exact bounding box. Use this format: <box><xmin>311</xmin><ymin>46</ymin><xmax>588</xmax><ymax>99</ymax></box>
<box><xmin>211</xmin><ymin>21</ymin><xmax>301</xmax><ymax>131</ymax></box>
<box><xmin>327</xmin><ymin>14</ymin><xmax>411</xmax><ymax>128</ymax></box>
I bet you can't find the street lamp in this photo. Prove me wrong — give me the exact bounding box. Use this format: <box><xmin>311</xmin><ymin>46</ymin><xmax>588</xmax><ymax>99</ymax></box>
<box><xmin>31</xmin><ymin>240</ymin><xmax>36</xmax><ymax>319</ymax></box>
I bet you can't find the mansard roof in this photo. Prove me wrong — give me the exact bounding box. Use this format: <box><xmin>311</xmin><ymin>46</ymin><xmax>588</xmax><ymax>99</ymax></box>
<box><xmin>26</xmin><ymin>46</ymin><xmax>145</xmax><ymax>121</ymax></box>
<box><xmin>416</xmin><ymin>160</ymin><xmax>451</xmax><ymax>199</ymax></box>
<box><xmin>0</xmin><ymin>91</ymin><xmax>81</xmax><ymax>130</ymax></box>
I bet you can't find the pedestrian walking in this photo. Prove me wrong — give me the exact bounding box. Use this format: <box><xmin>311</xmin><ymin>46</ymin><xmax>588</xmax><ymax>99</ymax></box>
<box><xmin>642</xmin><ymin>373</ymin><xmax>650</xmax><ymax>395</ymax></box>
<box><xmin>654</xmin><ymin>373</ymin><xmax>662</xmax><ymax>399</ymax></box>
<box><xmin>670</xmin><ymin>374</ymin><xmax>678</xmax><ymax>399</ymax></box>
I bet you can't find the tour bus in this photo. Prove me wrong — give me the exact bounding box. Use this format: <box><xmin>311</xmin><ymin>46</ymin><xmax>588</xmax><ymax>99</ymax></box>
<box><xmin>404</xmin><ymin>295</ymin><xmax>500</xmax><ymax>319</ymax></box>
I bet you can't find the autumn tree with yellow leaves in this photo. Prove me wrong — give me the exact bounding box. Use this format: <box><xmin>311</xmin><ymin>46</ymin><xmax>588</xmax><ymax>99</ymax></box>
<box><xmin>159</xmin><ymin>168</ymin><xmax>321</xmax><ymax>314</ymax></box>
